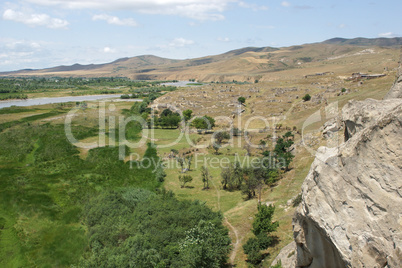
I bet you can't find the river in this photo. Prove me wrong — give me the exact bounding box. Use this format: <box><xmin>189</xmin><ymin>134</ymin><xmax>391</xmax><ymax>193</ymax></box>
<box><xmin>0</xmin><ymin>94</ymin><xmax>142</xmax><ymax>109</ymax></box>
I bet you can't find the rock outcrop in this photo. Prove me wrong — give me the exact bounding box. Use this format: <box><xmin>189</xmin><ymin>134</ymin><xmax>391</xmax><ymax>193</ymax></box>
<box><xmin>292</xmin><ymin>85</ymin><xmax>402</xmax><ymax>267</ymax></box>
<box><xmin>384</xmin><ymin>54</ymin><xmax>402</xmax><ymax>100</ymax></box>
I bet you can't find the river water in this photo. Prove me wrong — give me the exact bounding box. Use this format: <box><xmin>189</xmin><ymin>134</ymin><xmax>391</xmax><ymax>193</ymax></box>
<box><xmin>0</xmin><ymin>94</ymin><xmax>142</xmax><ymax>109</ymax></box>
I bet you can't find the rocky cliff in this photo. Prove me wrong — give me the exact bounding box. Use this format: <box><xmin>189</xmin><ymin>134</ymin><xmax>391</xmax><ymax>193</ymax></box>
<box><xmin>292</xmin><ymin>84</ymin><xmax>402</xmax><ymax>267</ymax></box>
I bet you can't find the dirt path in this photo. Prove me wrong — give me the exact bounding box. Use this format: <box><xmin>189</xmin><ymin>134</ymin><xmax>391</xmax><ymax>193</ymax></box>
<box><xmin>210</xmin><ymin>179</ymin><xmax>241</xmax><ymax>266</ymax></box>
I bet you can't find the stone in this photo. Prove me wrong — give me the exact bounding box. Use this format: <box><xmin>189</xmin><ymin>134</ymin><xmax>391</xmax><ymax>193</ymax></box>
<box><xmin>271</xmin><ymin>241</ymin><xmax>297</xmax><ymax>268</ymax></box>
<box><xmin>292</xmin><ymin>88</ymin><xmax>402</xmax><ymax>267</ymax></box>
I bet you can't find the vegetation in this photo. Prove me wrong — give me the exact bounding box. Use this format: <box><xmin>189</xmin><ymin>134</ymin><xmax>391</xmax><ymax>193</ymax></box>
<box><xmin>0</xmin><ymin>77</ymin><xmax>176</xmax><ymax>100</ymax></box>
<box><xmin>302</xmin><ymin>94</ymin><xmax>311</xmax><ymax>101</ymax></box>
<box><xmin>238</xmin><ymin>96</ymin><xmax>246</xmax><ymax>104</ymax></box>
<box><xmin>191</xmin><ymin>115</ymin><xmax>215</xmax><ymax>130</ymax></box>
<box><xmin>0</xmin><ymin>102</ymin><xmax>231</xmax><ymax>267</ymax></box>
<box><xmin>81</xmin><ymin>188</ymin><xmax>231</xmax><ymax>267</ymax></box>
<box><xmin>200</xmin><ymin>165</ymin><xmax>211</xmax><ymax>190</ymax></box>
<box><xmin>183</xmin><ymin>109</ymin><xmax>193</xmax><ymax>121</ymax></box>
<box><xmin>179</xmin><ymin>175</ymin><xmax>194</xmax><ymax>188</ymax></box>
<box><xmin>243</xmin><ymin>204</ymin><xmax>279</xmax><ymax>265</ymax></box>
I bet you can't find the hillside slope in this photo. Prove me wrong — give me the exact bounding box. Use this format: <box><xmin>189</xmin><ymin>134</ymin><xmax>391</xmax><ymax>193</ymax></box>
<box><xmin>1</xmin><ymin>37</ymin><xmax>401</xmax><ymax>81</ymax></box>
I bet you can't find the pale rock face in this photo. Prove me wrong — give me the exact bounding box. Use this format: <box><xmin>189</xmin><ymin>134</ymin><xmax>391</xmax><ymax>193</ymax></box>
<box><xmin>383</xmin><ymin>67</ymin><xmax>402</xmax><ymax>100</ymax></box>
<box><xmin>293</xmin><ymin>96</ymin><xmax>402</xmax><ymax>268</ymax></box>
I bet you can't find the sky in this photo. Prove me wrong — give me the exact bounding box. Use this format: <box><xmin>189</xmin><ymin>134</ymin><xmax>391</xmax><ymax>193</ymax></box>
<box><xmin>0</xmin><ymin>0</ymin><xmax>401</xmax><ymax>72</ymax></box>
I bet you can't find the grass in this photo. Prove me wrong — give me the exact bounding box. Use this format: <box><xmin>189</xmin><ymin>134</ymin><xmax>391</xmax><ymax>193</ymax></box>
<box><xmin>0</xmin><ymin>104</ymin><xmax>162</xmax><ymax>267</ymax></box>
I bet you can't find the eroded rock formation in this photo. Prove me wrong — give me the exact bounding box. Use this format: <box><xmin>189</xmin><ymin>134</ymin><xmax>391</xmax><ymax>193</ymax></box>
<box><xmin>293</xmin><ymin>85</ymin><xmax>402</xmax><ymax>267</ymax></box>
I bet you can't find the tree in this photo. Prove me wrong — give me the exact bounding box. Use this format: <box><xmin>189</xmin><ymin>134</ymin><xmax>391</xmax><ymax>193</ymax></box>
<box><xmin>212</xmin><ymin>143</ymin><xmax>221</xmax><ymax>154</ymax></box>
<box><xmin>252</xmin><ymin>204</ymin><xmax>279</xmax><ymax>236</ymax></box>
<box><xmin>161</xmin><ymin>108</ymin><xmax>173</xmax><ymax>117</ymax></box>
<box><xmin>238</xmin><ymin>96</ymin><xmax>246</xmax><ymax>104</ymax></box>
<box><xmin>183</xmin><ymin>109</ymin><xmax>193</xmax><ymax>121</ymax></box>
<box><xmin>179</xmin><ymin>175</ymin><xmax>193</xmax><ymax>188</ymax></box>
<box><xmin>179</xmin><ymin>220</ymin><xmax>231</xmax><ymax>268</ymax></box>
<box><xmin>186</xmin><ymin>155</ymin><xmax>193</xmax><ymax>171</ymax></box>
<box><xmin>177</xmin><ymin>156</ymin><xmax>185</xmax><ymax>173</ymax></box>
<box><xmin>231</xmin><ymin>127</ymin><xmax>241</xmax><ymax>137</ymax></box>
<box><xmin>220</xmin><ymin>161</ymin><xmax>243</xmax><ymax>191</ymax></box>
<box><xmin>244</xmin><ymin>204</ymin><xmax>279</xmax><ymax>265</ymax></box>
<box><xmin>241</xmin><ymin>172</ymin><xmax>259</xmax><ymax>200</ymax></box>
<box><xmin>191</xmin><ymin>116</ymin><xmax>215</xmax><ymax>130</ymax></box>
<box><xmin>274</xmin><ymin>137</ymin><xmax>294</xmax><ymax>171</ymax></box>
<box><xmin>220</xmin><ymin>166</ymin><xmax>232</xmax><ymax>190</ymax></box>
<box><xmin>302</xmin><ymin>94</ymin><xmax>311</xmax><ymax>101</ymax></box>
<box><xmin>214</xmin><ymin>131</ymin><xmax>230</xmax><ymax>144</ymax></box>
<box><xmin>243</xmin><ymin>237</ymin><xmax>263</xmax><ymax>265</ymax></box>
<box><xmin>200</xmin><ymin>165</ymin><xmax>210</xmax><ymax>189</ymax></box>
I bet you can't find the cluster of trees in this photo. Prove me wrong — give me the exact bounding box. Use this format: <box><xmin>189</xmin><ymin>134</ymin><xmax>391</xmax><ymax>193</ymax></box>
<box><xmin>122</xmin><ymin>85</ymin><xmax>177</xmax><ymax>99</ymax></box>
<box><xmin>243</xmin><ymin>204</ymin><xmax>279</xmax><ymax>265</ymax></box>
<box><xmin>0</xmin><ymin>77</ymin><xmax>178</xmax><ymax>100</ymax></box>
<box><xmin>191</xmin><ymin>115</ymin><xmax>215</xmax><ymax>130</ymax></box>
<box><xmin>81</xmin><ymin>188</ymin><xmax>232</xmax><ymax>267</ymax></box>
<box><xmin>221</xmin><ymin>132</ymin><xmax>294</xmax><ymax>200</ymax></box>
<box><xmin>221</xmin><ymin>161</ymin><xmax>278</xmax><ymax>200</ymax></box>
<box><xmin>0</xmin><ymin>77</ymin><xmax>166</xmax><ymax>93</ymax></box>
<box><xmin>154</xmin><ymin>108</ymin><xmax>181</xmax><ymax>129</ymax></box>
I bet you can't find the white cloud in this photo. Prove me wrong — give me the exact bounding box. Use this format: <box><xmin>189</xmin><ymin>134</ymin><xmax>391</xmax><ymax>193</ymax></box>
<box><xmin>102</xmin><ymin>46</ymin><xmax>117</xmax><ymax>53</ymax></box>
<box><xmin>2</xmin><ymin>8</ymin><xmax>69</xmax><ymax>29</ymax></box>
<box><xmin>169</xmin><ymin>38</ymin><xmax>194</xmax><ymax>48</ymax></box>
<box><xmin>92</xmin><ymin>14</ymin><xmax>138</xmax><ymax>27</ymax></box>
<box><xmin>281</xmin><ymin>1</ymin><xmax>291</xmax><ymax>7</ymax></box>
<box><xmin>24</xmin><ymin>0</ymin><xmax>237</xmax><ymax>21</ymax></box>
<box><xmin>0</xmin><ymin>38</ymin><xmax>48</xmax><ymax>70</ymax></box>
<box><xmin>378</xmin><ymin>32</ymin><xmax>397</xmax><ymax>38</ymax></box>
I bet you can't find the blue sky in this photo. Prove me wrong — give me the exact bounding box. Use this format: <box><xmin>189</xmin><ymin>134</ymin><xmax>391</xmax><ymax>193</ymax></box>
<box><xmin>0</xmin><ymin>0</ymin><xmax>401</xmax><ymax>72</ymax></box>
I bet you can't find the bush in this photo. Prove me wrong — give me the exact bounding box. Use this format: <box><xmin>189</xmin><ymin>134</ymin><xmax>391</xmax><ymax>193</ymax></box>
<box><xmin>302</xmin><ymin>94</ymin><xmax>311</xmax><ymax>101</ymax></box>
<box><xmin>292</xmin><ymin>193</ymin><xmax>302</xmax><ymax>207</ymax></box>
<box><xmin>238</xmin><ymin>96</ymin><xmax>246</xmax><ymax>104</ymax></box>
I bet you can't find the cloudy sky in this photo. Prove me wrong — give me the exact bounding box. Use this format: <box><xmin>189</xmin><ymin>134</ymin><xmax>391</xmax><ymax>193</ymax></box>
<box><xmin>1</xmin><ymin>0</ymin><xmax>401</xmax><ymax>72</ymax></box>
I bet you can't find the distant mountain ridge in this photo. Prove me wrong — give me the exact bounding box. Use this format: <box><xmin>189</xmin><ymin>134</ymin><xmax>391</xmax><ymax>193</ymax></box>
<box><xmin>323</xmin><ymin>37</ymin><xmax>402</xmax><ymax>46</ymax></box>
<box><xmin>1</xmin><ymin>37</ymin><xmax>401</xmax><ymax>81</ymax></box>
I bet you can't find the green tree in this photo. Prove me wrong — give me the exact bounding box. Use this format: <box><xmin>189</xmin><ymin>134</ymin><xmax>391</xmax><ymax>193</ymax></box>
<box><xmin>252</xmin><ymin>204</ymin><xmax>279</xmax><ymax>236</ymax></box>
<box><xmin>243</xmin><ymin>237</ymin><xmax>263</xmax><ymax>265</ymax></box>
<box><xmin>212</xmin><ymin>143</ymin><xmax>221</xmax><ymax>155</ymax></box>
<box><xmin>302</xmin><ymin>94</ymin><xmax>311</xmax><ymax>101</ymax></box>
<box><xmin>238</xmin><ymin>96</ymin><xmax>246</xmax><ymax>104</ymax></box>
<box><xmin>191</xmin><ymin>116</ymin><xmax>215</xmax><ymax>130</ymax></box>
<box><xmin>214</xmin><ymin>131</ymin><xmax>230</xmax><ymax>144</ymax></box>
<box><xmin>186</xmin><ymin>155</ymin><xmax>193</xmax><ymax>171</ymax></box>
<box><xmin>179</xmin><ymin>175</ymin><xmax>193</xmax><ymax>188</ymax></box>
<box><xmin>177</xmin><ymin>156</ymin><xmax>185</xmax><ymax>173</ymax></box>
<box><xmin>183</xmin><ymin>109</ymin><xmax>193</xmax><ymax>121</ymax></box>
<box><xmin>200</xmin><ymin>165</ymin><xmax>210</xmax><ymax>189</ymax></box>
<box><xmin>220</xmin><ymin>166</ymin><xmax>232</xmax><ymax>190</ymax></box>
<box><xmin>244</xmin><ymin>204</ymin><xmax>279</xmax><ymax>265</ymax></box>
<box><xmin>274</xmin><ymin>137</ymin><xmax>294</xmax><ymax>171</ymax></box>
<box><xmin>179</xmin><ymin>220</ymin><xmax>232</xmax><ymax>268</ymax></box>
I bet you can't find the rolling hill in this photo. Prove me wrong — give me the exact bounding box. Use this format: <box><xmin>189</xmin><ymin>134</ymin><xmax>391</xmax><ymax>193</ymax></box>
<box><xmin>1</xmin><ymin>37</ymin><xmax>401</xmax><ymax>81</ymax></box>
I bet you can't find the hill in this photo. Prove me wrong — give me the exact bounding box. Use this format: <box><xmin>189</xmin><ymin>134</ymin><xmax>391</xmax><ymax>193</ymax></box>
<box><xmin>1</xmin><ymin>37</ymin><xmax>401</xmax><ymax>81</ymax></box>
<box><xmin>322</xmin><ymin>37</ymin><xmax>402</xmax><ymax>46</ymax></box>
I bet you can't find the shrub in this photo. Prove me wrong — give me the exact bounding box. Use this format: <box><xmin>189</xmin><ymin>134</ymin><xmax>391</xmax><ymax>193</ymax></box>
<box><xmin>238</xmin><ymin>96</ymin><xmax>246</xmax><ymax>104</ymax></box>
<box><xmin>302</xmin><ymin>94</ymin><xmax>311</xmax><ymax>101</ymax></box>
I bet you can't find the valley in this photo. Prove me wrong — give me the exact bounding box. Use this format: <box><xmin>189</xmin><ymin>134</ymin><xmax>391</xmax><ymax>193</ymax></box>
<box><xmin>0</xmin><ymin>38</ymin><xmax>401</xmax><ymax>267</ymax></box>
